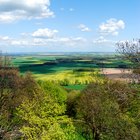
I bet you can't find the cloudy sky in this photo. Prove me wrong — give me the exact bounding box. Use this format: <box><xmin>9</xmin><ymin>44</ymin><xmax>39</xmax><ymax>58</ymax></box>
<box><xmin>0</xmin><ymin>0</ymin><xmax>139</xmax><ymax>52</ymax></box>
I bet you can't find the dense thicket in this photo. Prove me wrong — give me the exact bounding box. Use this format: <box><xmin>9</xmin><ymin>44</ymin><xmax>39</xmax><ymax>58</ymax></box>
<box><xmin>0</xmin><ymin>69</ymin><xmax>84</xmax><ymax>140</ymax></box>
<box><xmin>76</xmin><ymin>80</ymin><xmax>140</xmax><ymax>140</ymax></box>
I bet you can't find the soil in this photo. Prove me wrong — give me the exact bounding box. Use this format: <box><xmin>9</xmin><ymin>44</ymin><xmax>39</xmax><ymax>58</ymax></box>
<box><xmin>100</xmin><ymin>68</ymin><xmax>132</xmax><ymax>82</ymax></box>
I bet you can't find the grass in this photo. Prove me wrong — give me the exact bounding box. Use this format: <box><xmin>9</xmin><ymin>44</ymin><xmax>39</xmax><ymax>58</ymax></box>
<box><xmin>64</xmin><ymin>84</ymin><xmax>87</xmax><ymax>90</ymax></box>
<box><xmin>11</xmin><ymin>54</ymin><xmax>132</xmax><ymax>87</ymax></box>
<box><xmin>12</xmin><ymin>56</ymin><xmax>56</xmax><ymax>66</ymax></box>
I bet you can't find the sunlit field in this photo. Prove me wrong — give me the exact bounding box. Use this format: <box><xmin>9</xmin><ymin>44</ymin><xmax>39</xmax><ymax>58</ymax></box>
<box><xmin>34</xmin><ymin>70</ymin><xmax>100</xmax><ymax>84</ymax></box>
<box><xmin>11</xmin><ymin>53</ymin><xmax>133</xmax><ymax>90</ymax></box>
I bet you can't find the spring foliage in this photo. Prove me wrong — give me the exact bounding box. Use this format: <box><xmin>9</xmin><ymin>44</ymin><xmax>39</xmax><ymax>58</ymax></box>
<box><xmin>0</xmin><ymin>66</ymin><xmax>140</xmax><ymax>140</ymax></box>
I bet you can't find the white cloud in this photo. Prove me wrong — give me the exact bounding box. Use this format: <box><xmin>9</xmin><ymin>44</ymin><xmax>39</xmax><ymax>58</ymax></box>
<box><xmin>93</xmin><ymin>36</ymin><xmax>115</xmax><ymax>45</ymax></box>
<box><xmin>0</xmin><ymin>35</ymin><xmax>30</xmax><ymax>47</ymax></box>
<box><xmin>0</xmin><ymin>36</ymin><xmax>10</xmax><ymax>41</ymax></box>
<box><xmin>0</xmin><ymin>0</ymin><xmax>54</xmax><ymax>23</ymax></box>
<box><xmin>10</xmin><ymin>40</ymin><xmax>28</xmax><ymax>46</ymax></box>
<box><xmin>0</xmin><ymin>33</ymin><xmax>117</xmax><ymax>52</ymax></box>
<box><xmin>78</xmin><ymin>24</ymin><xmax>91</xmax><ymax>32</ymax></box>
<box><xmin>99</xmin><ymin>18</ymin><xmax>125</xmax><ymax>36</ymax></box>
<box><xmin>32</xmin><ymin>28</ymin><xmax>58</xmax><ymax>38</ymax></box>
<box><xmin>0</xmin><ymin>36</ymin><xmax>12</xmax><ymax>46</ymax></box>
<box><xmin>0</xmin><ymin>33</ymin><xmax>87</xmax><ymax>48</ymax></box>
<box><xmin>32</xmin><ymin>37</ymin><xmax>87</xmax><ymax>46</ymax></box>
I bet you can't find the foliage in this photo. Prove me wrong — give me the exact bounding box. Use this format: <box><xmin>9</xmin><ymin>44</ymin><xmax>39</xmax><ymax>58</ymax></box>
<box><xmin>0</xmin><ymin>68</ymin><xmax>85</xmax><ymax>139</ymax></box>
<box><xmin>15</xmin><ymin>80</ymin><xmax>86</xmax><ymax>140</ymax></box>
<box><xmin>66</xmin><ymin>90</ymin><xmax>81</xmax><ymax>118</ymax></box>
<box><xmin>38</xmin><ymin>80</ymin><xmax>67</xmax><ymax>105</ymax></box>
<box><xmin>76</xmin><ymin>80</ymin><xmax>140</xmax><ymax>140</ymax></box>
<box><xmin>16</xmin><ymin>92</ymin><xmax>77</xmax><ymax>140</ymax></box>
<box><xmin>0</xmin><ymin>69</ymin><xmax>39</xmax><ymax>138</ymax></box>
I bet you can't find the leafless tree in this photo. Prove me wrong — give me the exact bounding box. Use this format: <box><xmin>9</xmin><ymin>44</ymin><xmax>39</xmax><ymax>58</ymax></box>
<box><xmin>0</xmin><ymin>51</ymin><xmax>12</xmax><ymax>69</ymax></box>
<box><xmin>116</xmin><ymin>39</ymin><xmax>140</xmax><ymax>83</ymax></box>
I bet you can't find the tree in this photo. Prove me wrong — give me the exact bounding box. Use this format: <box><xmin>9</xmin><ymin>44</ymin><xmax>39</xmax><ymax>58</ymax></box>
<box><xmin>16</xmin><ymin>92</ymin><xmax>73</xmax><ymax>140</ymax></box>
<box><xmin>116</xmin><ymin>39</ymin><xmax>140</xmax><ymax>82</ymax></box>
<box><xmin>0</xmin><ymin>52</ymin><xmax>12</xmax><ymax>68</ymax></box>
<box><xmin>38</xmin><ymin>81</ymin><xmax>67</xmax><ymax>105</ymax></box>
<box><xmin>116</xmin><ymin>39</ymin><xmax>140</xmax><ymax>66</ymax></box>
<box><xmin>16</xmin><ymin>81</ymin><xmax>84</xmax><ymax>140</ymax></box>
<box><xmin>0</xmin><ymin>70</ymin><xmax>40</xmax><ymax>139</ymax></box>
<box><xmin>76</xmin><ymin>80</ymin><xmax>139</xmax><ymax>140</ymax></box>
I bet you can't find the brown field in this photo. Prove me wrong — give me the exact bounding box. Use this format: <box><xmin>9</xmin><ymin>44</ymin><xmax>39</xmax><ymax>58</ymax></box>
<box><xmin>100</xmin><ymin>68</ymin><xmax>132</xmax><ymax>82</ymax></box>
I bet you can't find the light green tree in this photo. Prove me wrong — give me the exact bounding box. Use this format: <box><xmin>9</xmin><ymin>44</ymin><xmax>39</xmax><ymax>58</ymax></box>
<box><xmin>16</xmin><ymin>82</ymin><xmax>84</xmax><ymax>140</ymax></box>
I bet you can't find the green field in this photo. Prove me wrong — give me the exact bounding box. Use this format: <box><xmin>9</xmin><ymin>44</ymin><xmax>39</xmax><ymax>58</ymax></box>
<box><xmin>11</xmin><ymin>53</ymin><xmax>132</xmax><ymax>89</ymax></box>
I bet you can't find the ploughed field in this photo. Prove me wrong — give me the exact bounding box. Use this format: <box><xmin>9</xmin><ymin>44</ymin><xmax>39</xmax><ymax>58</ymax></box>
<box><xmin>101</xmin><ymin>68</ymin><xmax>132</xmax><ymax>82</ymax></box>
<box><xmin>11</xmin><ymin>53</ymin><xmax>133</xmax><ymax>89</ymax></box>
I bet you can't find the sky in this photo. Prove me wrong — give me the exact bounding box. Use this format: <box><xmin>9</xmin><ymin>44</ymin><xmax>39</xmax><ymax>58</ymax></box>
<box><xmin>0</xmin><ymin>0</ymin><xmax>139</xmax><ymax>53</ymax></box>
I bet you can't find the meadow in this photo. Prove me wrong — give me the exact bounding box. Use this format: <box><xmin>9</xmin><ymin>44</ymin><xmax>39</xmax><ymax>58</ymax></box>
<box><xmin>11</xmin><ymin>52</ymin><xmax>132</xmax><ymax>89</ymax></box>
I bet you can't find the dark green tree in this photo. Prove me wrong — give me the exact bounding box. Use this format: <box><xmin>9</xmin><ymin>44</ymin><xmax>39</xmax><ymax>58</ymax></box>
<box><xmin>76</xmin><ymin>80</ymin><xmax>139</xmax><ymax>140</ymax></box>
